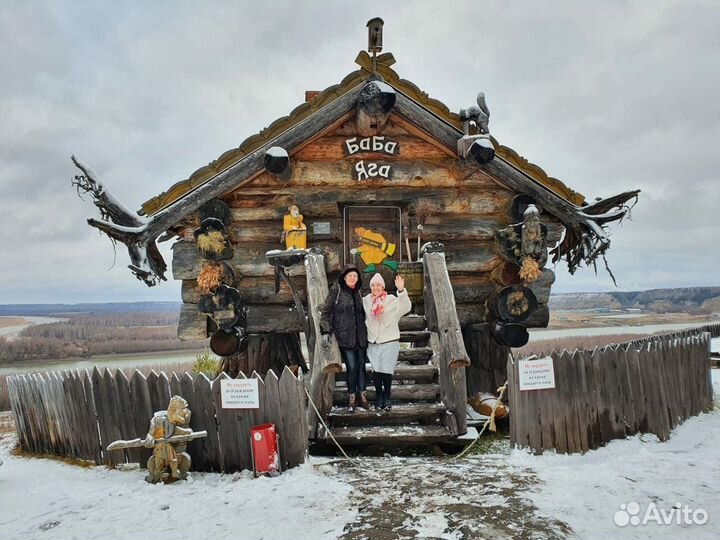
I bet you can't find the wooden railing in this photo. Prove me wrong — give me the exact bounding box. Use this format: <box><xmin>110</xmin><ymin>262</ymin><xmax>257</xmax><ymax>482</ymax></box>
<box><xmin>304</xmin><ymin>250</ymin><xmax>342</xmax><ymax>438</ymax></box>
<box><xmin>7</xmin><ymin>367</ymin><xmax>307</xmax><ymax>471</ymax></box>
<box><xmin>508</xmin><ymin>330</ymin><xmax>713</xmax><ymax>454</ymax></box>
<box><xmin>423</xmin><ymin>250</ymin><xmax>471</xmax><ymax>435</ymax></box>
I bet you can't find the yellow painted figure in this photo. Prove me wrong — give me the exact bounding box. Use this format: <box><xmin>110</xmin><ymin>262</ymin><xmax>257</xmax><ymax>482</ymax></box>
<box><xmin>353</xmin><ymin>227</ymin><xmax>397</xmax><ymax>272</ymax></box>
<box><xmin>283</xmin><ymin>205</ymin><xmax>307</xmax><ymax>249</ymax></box>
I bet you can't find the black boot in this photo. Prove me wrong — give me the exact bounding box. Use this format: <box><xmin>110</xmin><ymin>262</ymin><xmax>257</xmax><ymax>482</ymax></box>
<box><xmin>373</xmin><ymin>372</ymin><xmax>384</xmax><ymax>410</ymax></box>
<box><xmin>383</xmin><ymin>373</ymin><xmax>393</xmax><ymax>411</ymax></box>
<box><xmin>384</xmin><ymin>393</ymin><xmax>392</xmax><ymax>411</ymax></box>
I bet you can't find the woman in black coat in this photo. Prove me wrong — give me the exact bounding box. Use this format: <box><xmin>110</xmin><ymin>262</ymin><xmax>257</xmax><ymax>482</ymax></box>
<box><xmin>319</xmin><ymin>264</ymin><xmax>369</xmax><ymax>412</ymax></box>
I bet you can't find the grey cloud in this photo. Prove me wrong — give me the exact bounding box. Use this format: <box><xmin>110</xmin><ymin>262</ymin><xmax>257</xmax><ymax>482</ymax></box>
<box><xmin>1</xmin><ymin>0</ymin><xmax>718</xmax><ymax>303</ymax></box>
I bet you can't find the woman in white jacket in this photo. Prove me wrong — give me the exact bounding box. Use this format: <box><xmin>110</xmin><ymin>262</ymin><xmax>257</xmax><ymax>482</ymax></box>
<box><xmin>363</xmin><ymin>273</ymin><xmax>412</xmax><ymax>410</ymax></box>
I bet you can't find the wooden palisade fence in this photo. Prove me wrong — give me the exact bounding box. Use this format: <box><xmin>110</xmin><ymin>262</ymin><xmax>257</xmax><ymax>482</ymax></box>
<box><xmin>509</xmin><ymin>330</ymin><xmax>714</xmax><ymax>454</ymax></box>
<box><xmin>7</xmin><ymin>366</ymin><xmax>307</xmax><ymax>472</ymax></box>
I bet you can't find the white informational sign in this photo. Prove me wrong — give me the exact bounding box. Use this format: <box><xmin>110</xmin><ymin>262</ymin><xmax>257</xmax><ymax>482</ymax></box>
<box><xmin>518</xmin><ymin>356</ymin><xmax>556</xmax><ymax>391</ymax></box>
<box><xmin>221</xmin><ymin>378</ymin><xmax>260</xmax><ymax>409</ymax></box>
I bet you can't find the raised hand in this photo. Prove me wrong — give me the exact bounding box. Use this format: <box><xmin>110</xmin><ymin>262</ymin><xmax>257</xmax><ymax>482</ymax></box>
<box><xmin>395</xmin><ymin>274</ymin><xmax>405</xmax><ymax>292</ymax></box>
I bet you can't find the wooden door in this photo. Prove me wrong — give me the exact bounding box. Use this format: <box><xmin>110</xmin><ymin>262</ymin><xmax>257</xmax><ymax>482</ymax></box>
<box><xmin>343</xmin><ymin>206</ymin><xmax>401</xmax><ymax>290</ymax></box>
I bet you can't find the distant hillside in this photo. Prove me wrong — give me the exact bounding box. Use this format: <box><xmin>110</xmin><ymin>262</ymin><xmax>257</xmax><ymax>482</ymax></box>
<box><xmin>0</xmin><ymin>302</ymin><xmax>181</xmax><ymax>316</ymax></box>
<box><xmin>550</xmin><ymin>287</ymin><xmax>720</xmax><ymax>312</ymax></box>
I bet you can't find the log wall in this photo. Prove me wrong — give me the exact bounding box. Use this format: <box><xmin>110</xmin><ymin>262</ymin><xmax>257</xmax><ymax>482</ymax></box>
<box><xmin>173</xmin><ymin>115</ymin><xmax>565</xmax><ymax>336</ymax></box>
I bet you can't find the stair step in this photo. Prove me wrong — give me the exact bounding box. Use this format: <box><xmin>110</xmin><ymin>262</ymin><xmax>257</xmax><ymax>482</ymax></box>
<box><xmin>399</xmin><ymin>315</ymin><xmax>426</xmax><ymax>331</ymax></box>
<box><xmin>330</xmin><ymin>424</ymin><xmax>454</xmax><ymax>445</ymax></box>
<box><xmin>333</xmin><ymin>384</ymin><xmax>440</xmax><ymax>405</ymax></box>
<box><xmin>398</xmin><ymin>347</ymin><xmax>434</xmax><ymax>364</ymax></box>
<box><xmin>328</xmin><ymin>402</ymin><xmax>447</xmax><ymax>426</ymax></box>
<box><xmin>335</xmin><ymin>363</ymin><xmax>437</xmax><ymax>383</ymax></box>
<box><xmin>400</xmin><ymin>330</ymin><xmax>431</xmax><ymax>343</ymax></box>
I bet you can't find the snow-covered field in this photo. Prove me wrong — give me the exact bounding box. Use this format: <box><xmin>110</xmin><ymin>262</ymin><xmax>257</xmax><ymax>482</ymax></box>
<box><xmin>1</xmin><ymin>371</ymin><xmax>718</xmax><ymax>539</ymax></box>
<box><xmin>0</xmin><ymin>442</ymin><xmax>355</xmax><ymax>540</ymax></box>
<box><xmin>511</xmin><ymin>369</ymin><xmax>720</xmax><ymax>539</ymax></box>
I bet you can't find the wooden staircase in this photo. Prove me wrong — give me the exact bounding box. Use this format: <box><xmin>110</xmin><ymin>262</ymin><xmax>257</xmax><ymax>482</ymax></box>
<box><xmin>305</xmin><ymin>250</ymin><xmax>470</xmax><ymax>448</ymax></box>
<box><xmin>325</xmin><ymin>315</ymin><xmax>458</xmax><ymax>445</ymax></box>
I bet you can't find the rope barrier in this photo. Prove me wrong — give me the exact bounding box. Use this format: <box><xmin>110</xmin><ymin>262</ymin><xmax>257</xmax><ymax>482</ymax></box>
<box><xmin>450</xmin><ymin>379</ymin><xmax>508</xmax><ymax>461</ymax></box>
<box><xmin>304</xmin><ymin>387</ymin><xmax>360</xmax><ymax>466</ymax></box>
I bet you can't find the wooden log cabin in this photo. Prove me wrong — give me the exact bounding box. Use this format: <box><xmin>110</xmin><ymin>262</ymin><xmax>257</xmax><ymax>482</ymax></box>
<box><xmin>72</xmin><ymin>19</ymin><xmax>638</xmax><ymax>446</ymax></box>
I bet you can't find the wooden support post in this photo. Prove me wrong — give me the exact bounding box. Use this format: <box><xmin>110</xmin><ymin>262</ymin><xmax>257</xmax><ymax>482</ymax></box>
<box><xmin>423</xmin><ymin>250</ymin><xmax>469</xmax><ymax>435</ymax></box>
<box><xmin>305</xmin><ymin>251</ymin><xmax>342</xmax><ymax>438</ymax></box>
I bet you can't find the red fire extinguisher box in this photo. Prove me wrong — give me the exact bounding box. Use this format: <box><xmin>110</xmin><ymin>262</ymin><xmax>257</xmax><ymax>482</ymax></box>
<box><xmin>250</xmin><ymin>423</ymin><xmax>280</xmax><ymax>476</ymax></box>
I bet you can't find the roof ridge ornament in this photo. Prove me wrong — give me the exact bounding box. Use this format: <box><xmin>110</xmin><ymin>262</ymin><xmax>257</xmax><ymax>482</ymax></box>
<box><xmin>458</xmin><ymin>92</ymin><xmax>495</xmax><ymax>165</ymax></box>
<box><xmin>366</xmin><ymin>17</ymin><xmax>384</xmax><ymax>78</ymax></box>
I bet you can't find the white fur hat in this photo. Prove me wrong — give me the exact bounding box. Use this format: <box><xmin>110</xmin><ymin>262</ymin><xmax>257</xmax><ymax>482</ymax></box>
<box><xmin>370</xmin><ymin>273</ymin><xmax>385</xmax><ymax>287</ymax></box>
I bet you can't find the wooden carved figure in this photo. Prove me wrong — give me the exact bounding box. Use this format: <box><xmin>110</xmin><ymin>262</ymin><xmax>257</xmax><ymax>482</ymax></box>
<box><xmin>519</xmin><ymin>204</ymin><xmax>547</xmax><ymax>282</ymax></box>
<box><xmin>494</xmin><ymin>203</ymin><xmax>549</xmax><ymax>284</ymax></box>
<box><xmin>282</xmin><ymin>205</ymin><xmax>307</xmax><ymax>249</ymax></box>
<box><xmin>143</xmin><ymin>396</ymin><xmax>194</xmax><ymax>483</ymax></box>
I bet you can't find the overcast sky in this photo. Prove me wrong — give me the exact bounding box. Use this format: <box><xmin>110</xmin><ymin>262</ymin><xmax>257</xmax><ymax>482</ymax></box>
<box><xmin>1</xmin><ymin>0</ymin><xmax>718</xmax><ymax>304</ymax></box>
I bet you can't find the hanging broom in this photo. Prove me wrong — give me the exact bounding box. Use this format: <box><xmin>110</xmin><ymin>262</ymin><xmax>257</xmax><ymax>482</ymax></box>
<box><xmin>401</xmin><ymin>212</ymin><xmax>412</xmax><ymax>262</ymax></box>
<box><xmin>415</xmin><ymin>199</ymin><xmax>434</xmax><ymax>262</ymax></box>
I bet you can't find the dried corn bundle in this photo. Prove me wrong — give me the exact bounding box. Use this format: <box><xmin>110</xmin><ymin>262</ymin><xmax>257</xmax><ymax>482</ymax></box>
<box><xmin>197</xmin><ymin>262</ymin><xmax>224</xmax><ymax>293</ymax></box>
<box><xmin>519</xmin><ymin>256</ymin><xmax>541</xmax><ymax>283</ymax></box>
<box><xmin>197</xmin><ymin>230</ymin><xmax>226</xmax><ymax>256</ymax></box>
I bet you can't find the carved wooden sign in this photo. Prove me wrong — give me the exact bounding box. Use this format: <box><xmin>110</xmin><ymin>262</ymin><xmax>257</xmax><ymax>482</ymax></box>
<box><xmin>344</xmin><ymin>136</ymin><xmax>399</xmax><ymax>181</ymax></box>
<box><xmin>353</xmin><ymin>160</ymin><xmax>392</xmax><ymax>181</ymax></box>
<box><xmin>344</xmin><ymin>136</ymin><xmax>398</xmax><ymax>156</ymax></box>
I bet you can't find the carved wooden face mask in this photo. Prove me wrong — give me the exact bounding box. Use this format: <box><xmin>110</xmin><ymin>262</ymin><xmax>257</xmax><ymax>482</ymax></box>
<box><xmin>167</xmin><ymin>396</ymin><xmax>191</xmax><ymax>426</ymax></box>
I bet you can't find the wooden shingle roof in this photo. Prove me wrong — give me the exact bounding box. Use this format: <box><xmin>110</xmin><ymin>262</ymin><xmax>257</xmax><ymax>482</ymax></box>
<box><xmin>139</xmin><ymin>51</ymin><xmax>585</xmax><ymax>217</ymax></box>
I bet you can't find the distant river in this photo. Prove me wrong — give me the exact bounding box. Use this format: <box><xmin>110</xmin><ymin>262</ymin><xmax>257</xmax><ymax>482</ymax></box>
<box><xmin>530</xmin><ymin>320</ymin><xmax>720</xmax><ymax>341</ymax></box>
<box><xmin>0</xmin><ymin>316</ymin><xmax>62</xmax><ymax>338</ymax></box>
<box><xmin>0</xmin><ymin>315</ymin><xmax>203</xmax><ymax>376</ymax></box>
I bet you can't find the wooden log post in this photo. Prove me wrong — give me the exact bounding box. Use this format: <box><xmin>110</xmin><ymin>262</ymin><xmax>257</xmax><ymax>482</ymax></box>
<box><xmin>304</xmin><ymin>250</ymin><xmax>342</xmax><ymax>438</ymax></box>
<box><xmin>178</xmin><ymin>303</ymin><xmax>208</xmax><ymax>340</ymax></box>
<box><xmin>464</xmin><ymin>323</ymin><xmax>509</xmax><ymax>396</ymax></box>
<box><xmin>487</xmin><ymin>285</ymin><xmax>538</xmax><ymax>323</ymax></box>
<box><xmin>423</xmin><ymin>250</ymin><xmax>469</xmax><ymax>435</ymax></box>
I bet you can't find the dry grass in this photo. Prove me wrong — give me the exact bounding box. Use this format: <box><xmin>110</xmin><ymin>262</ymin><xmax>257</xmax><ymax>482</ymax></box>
<box><xmin>10</xmin><ymin>444</ymin><xmax>97</xmax><ymax>467</ymax></box>
<box><xmin>0</xmin><ymin>317</ymin><xmax>28</xmax><ymax>329</ymax></box>
<box><xmin>197</xmin><ymin>230</ymin><xmax>226</xmax><ymax>255</ymax></box>
<box><xmin>0</xmin><ymin>411</ymin><xmax>14</xmax><ymax>433</ymax></box>
<box><xmin>197</xmin><ymin>262</ymin><xmax>224</xmax><ymax>293</ymax></box>
<box><xmin>415</xmin><ymin>198</ymin><xmax>435</xmax><ymax>226</ymax></box>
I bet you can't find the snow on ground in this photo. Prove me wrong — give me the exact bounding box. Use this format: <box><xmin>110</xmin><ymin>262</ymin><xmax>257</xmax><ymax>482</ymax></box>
<box><xmin>2</xmin><ymin>372</ymin><xmax>719</xmax><ymax>539</ymax></box>
<box><xmin>511</xmin><ymin>369</ymin><xmax>720</xmax><ymax>539</ymax></box>
<box><xmin>0</xmin><ymin>441</ymin><xmax>355</xmax><ymax>540</ymax></box>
